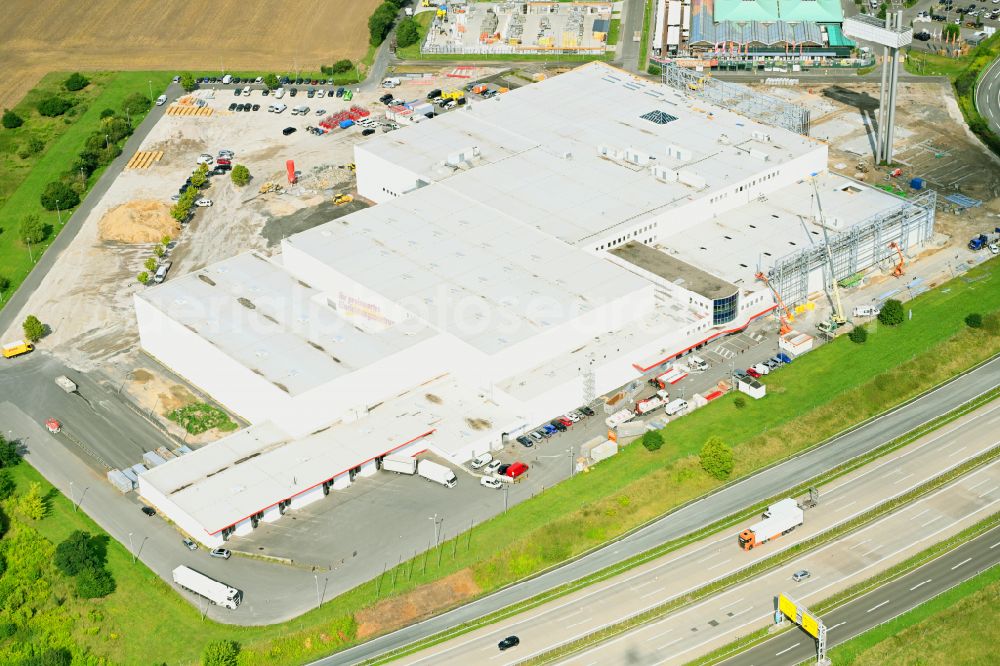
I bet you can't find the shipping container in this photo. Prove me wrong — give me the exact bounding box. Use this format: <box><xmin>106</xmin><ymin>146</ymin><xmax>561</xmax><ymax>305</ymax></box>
<box><xmin>107</xmin><ymin>469</ymin><xmax>134</xmax><ymax>494</ymax></box>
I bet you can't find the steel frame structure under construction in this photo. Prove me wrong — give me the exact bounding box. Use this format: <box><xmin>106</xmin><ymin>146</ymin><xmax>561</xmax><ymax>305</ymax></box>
<box><xmin>766</xmin><ymin>190</ymin><xmax>936</xmax><ymax>306</ymax></box>
<box><xmin>661</xmin><ymin>62</ymin><xmax>811</xmax><ymax>135</ymax></box>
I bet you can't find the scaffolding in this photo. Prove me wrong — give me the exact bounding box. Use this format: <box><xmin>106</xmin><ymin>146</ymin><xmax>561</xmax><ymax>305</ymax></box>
<box><xmin>661</xmin><ymin>62</ymin><xmax>811</xmax><ymax>135</ymax></box>
<box><xmin>767</xmin><ymin>190</ymin><xmax>936</xmax><ymax>306</ymax></box>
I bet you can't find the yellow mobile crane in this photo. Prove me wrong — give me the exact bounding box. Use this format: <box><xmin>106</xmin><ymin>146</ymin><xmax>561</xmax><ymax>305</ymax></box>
<box><xmin>812</xmin><ymin>179</ymin><xmax>848</xmax><ymax>334</ymax></box>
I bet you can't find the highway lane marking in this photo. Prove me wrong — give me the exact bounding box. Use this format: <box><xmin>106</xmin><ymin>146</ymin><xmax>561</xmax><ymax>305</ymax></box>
<box><xmin>950</xmin><ymin>445</ymin><xmax>968</xmax><ymax>457</ymax></box>
<box><xmin>922</xmin><ymin>515</ymin><xmax>944</xmax><ymax>527</ymax></box>
<box><xmin>866</xmin><ymin>600</ymin><xmax>890</xmax><ymax>613</ymax></box>
<box><xmin>659</xmin><ymin>637</ymin><xmax>683</xmax><ymax>650</ymax></box>
<box><xmin>641</xmin><ymin>587</ymin><xmax>666</xmax><ymax>599</ymax></box>
<box><xmin>649</xmin><ymin>627</ymin><xmax>674</xmax><ymax>639</ymax></box>
<box><xmin>566</xmin><ymin>617</ymin><xmax>591</xmax><ymax>628</ymax></box>
<box><xmin>911</xmin><ymin>508</ymin><xmax>930</xmax><ymax>520</ymax></box>
<box><xmin>894</xmin><ymin>473</ymin><xmax>914</xmax><ymax>485</ymax></box>
<box><xmin>951</xmin><ymin>557</ymin><xmax>972</xmax><ymax>570</ymax></box>
<box><xmin>910</xmin><ymin>579</ymin><xmax>932</xmax><ymax>591</ymax></box>
<box><xmin>708</xmin><ymin>558</ymin><xmax>733</xmax><ymax>570</ymax></box>
<box><xmin>990</xmin><ymin>541</ymin><xmax>1000</xmax><ymax>549</ymax></box>
<box><xmin>837</xmin><ymin>500</ymin><xmax>857</xmax><ymax>511</ymax></box>
<box><xmin>829</xmin><ymin>622</ymin><xmax>846</xmax><ymax>630</ymax></box>
<box><xmin>632</xmin><ymin>579</ymin><xmax>659</xmax><ymax>590</ymax></box>
<box><xmin>849</xmin><ymin>539</ymin><xmax>872</xmax><ymax>550</ymax></box>
<box><xmin>979</xmin><ymin>486</ymin><xmax>999</xmax><ymax>499</ymax></box>
<box><xmin>720</xmin><ymin>597</ymin><xmax>744</xmax><ymax>610</ymax></box>
<box><xmin>968</xmin><ymin>478</ymin><xmax>991</xmax><ymax>491</ymax></box>
<box><xmin>698</xmin><ymin>552</ymin><xmax>722</xmax><ymax>563</ymax></box>
<box><xmin>775</xmin><ymin>642</ymin><xmax>800</xmax><ymax>656</ymax></box>
<box><xmin>730</xmin><ymin>606</ymin><xmax>754</xmax><ymax>617</ymax></box>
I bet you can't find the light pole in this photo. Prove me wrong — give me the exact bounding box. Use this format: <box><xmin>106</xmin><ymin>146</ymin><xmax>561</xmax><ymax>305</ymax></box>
<box><xmin>55</xmin><ymin>199</ymin><xmax>62</xmax><ymax>228</ymax></box>
<box><xmin>69</xmin><ymin>481</ymin><xmax>75</xmax><ymax>512</ymax></box>
<box><xmin>148</xmin><ymin>79</ymin><xmax>154</xmax><ymax>105</ymax></box>
<box><xmin>503</xmin><ymin>484</ymin><xmax>509</xmax><ymax>513</ymax></box>
<box><xmin>428</xmin><ymin>514</ymin><xmax>441</xmax><ymax>546</ymax></box>
<box><xmin>314</xmin><ymin>574</ymin><xmax>321</xmax><ymax>608</ymax></box>
<box><xmin>128</xmin><ymin>532</ymin><xmax>136</xmax><ymax>563</ymax></box>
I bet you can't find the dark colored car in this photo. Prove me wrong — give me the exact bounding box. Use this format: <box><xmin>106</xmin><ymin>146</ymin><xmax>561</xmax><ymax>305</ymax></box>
<box><xmin>251</xmin><ymin>103</ymin><xmax>260</xmax><ymax>111</ymax></box>
<box><xmin>262</xmin><ymin>88</ymin><xmax>270</xmax><ymax>96</ymax></box>
<box><xmin>380</xmin><ymin>93</ymin><xmax>393</xmax><ymax>104</ymax></box>
<box><xmin>516</xmin><ymin>435</ymin><xmax>533</xmax><ymax>448</ymax></box>
<box><xmin>242</xmin><ymin>104</ymin><xmax>251</xmax><ymax>112</ymax></box>
<box><xmin>498</xmin><ymin>636</ymin><xmax>520</xmax><ymax>651</ymax></box>
<box><xmin>141</xmin><ymin>506</ymin><xmax>156</xmax><ymax>516</ymax></box>
<box><xmin>579</xmin><ymin>406</ymin><xmax>595</xmax><ymax>416</ymax></box>
<box><xmin>290</xmin><ymin>88</ymin><xmax>298</xmax><ymax>97</ymax></box>
<box><xmin>295</xmin><ymin>78</ymin><xmax>303</xmax><ymax>85</ymax></box>
<box><xmin>497</xmin><ymin>464</ymin><xmax>511</xmax><ymax>476</ymax></box>
<box><xmin>282</xmin><ymin>127</ymin><xmax>297</xmax><ymax>135</ymax></box>
<box><xmin>337</xmin><ymin>87</ymin><xmax>346</xmax><ymax>97</ymax></box>
<box><xmin>362</xmin><ymin>128</ymin><xmax>376</xmax><ymax>136</ymax></box>
<box><xmin>550</xmin><ymin>420</ymin><xmax>567</xmax><ymax>432</ymax></box>
<box><xmin>234</xmin><ymin>88</ymin><xmax>241</xmax><ymax>96</ymax></box>
<box><xmin>307</xmin><ymin>88</ymin><xmax>315</xmax><ymax>98</ymax></box>
<box><xmin>915</xmin><ymin>31</ymin><xmax>931</xmax><ymax>41</ymax></box>
<box><xmin>228</xmin><ymin>103</ymin><xmax>237</xmax><ymax>111</ymax></box>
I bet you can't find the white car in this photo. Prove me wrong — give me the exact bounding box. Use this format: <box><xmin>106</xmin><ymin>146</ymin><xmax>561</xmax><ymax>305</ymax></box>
<box><xmin>196</xmin><ymin>154</ymin><xmax>214</xmax><ymax>165</ymax></box>
<box><xmin>480</xmin><ymin>476</ymin><xmax>503</xmax><ymax>489</ymax></box>
<box><xmin>182</xmin><ymin>538</ymin><xmax>198</xmax><ymax>551</ymax></box>
<box><xmin>317</xmin><ymin>89</ymin><xmax>326</xmax><ymax>98</ymax></box>
<box><xmin>315</xmin><ymin>108</ymin><xmax>327</xmax><ymax>116</ymax></box>
<box><xmin>210</xmin><ymin>547</ymin><xmax>232</xmax><ymax>560</ymax></box>
<box><xmin>195</xmin><ymin>198</ymin><xmax>213</xmax><ymax>207</ymax></box>
<box><xmin>218</xmin><ymin>149</ymin><xmax>234</xmax><ymax>158</ymax></box>
<box><xmin>241</xmin><ymin>86</ymin><xmax>251</xmax><ymax>96</ymax></box>
<box><xmin>485</xmin><ymin>459</ymin><xmax>502</xmax><ymax>474</ymax></box>
<box><xmin>156</xmin><ymin>94</ymin><xmax>168</xmax><ymax>106</ymax></box>
<box><xmin>565</xmin><ymin>413</ymin><xmax>581</xmax><ymax>423</ymax></box>
<box><xmin>470</xmin><ymin>453</ymin><xmax>493</xmax><ymax>469</ymax></box>
<box><xmin>989</xmin><ymin>243</ymin><xmax>999</xmax><ymax>254</ymax></box>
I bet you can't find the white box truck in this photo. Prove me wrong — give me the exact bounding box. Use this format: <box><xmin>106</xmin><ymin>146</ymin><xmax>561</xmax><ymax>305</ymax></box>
<box><xmin>737</xmin><ymin>498</ymin><xmax>803</xmax><ymax>550</ymax></box>
<box><xmin>417</xmin><ymin>460</ymin><xmax>457</xmax><ymax>488</ymax></box>
<box><xmin>664</xmin><ymin>398</ymin><xmax>689</xmax><ymax>416</ymax></box>
<box><xmin>172</xmin><ymin>565</ymin><xmax>242</xmax><ymax>609</ymax></box>
<box><xmin>383</xmin><ymin>454</ymin><xmax>417</xmax><ymax>475</ymax></box>
<box><xmin>55</xmin><ymin>375</ymin><xmax>78</xmax><ymax>393</ymax></box>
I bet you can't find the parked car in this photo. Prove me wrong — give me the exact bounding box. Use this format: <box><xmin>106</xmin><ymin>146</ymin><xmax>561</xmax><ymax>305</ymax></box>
<box><xmin>540</xmin><ymin>425</ymin><xmax>556</xmax><ymax>436</ymax></box>
<box><xmin>746</xmin><ymin>367</ymin><xmax>761</xmax><ymax>378</ymax></box>
<box><xmin>480</xmin><ymin>476</ymin><xmax>503</xmax><ymax>489</ymax></box>
<box><xmin>194</xmin><ymin>198</ymin><xmax>213</xmax><ymax>207</ymax></box>
<box><xmin>516</xmin><ymin>435</ymin><xmax>534</xmax><ymax>448</ymax></box>
<box><xmin>498</xmin><ymin>636</ymin><xmax>520</xmax><ymax>651</ymax></box>
<box><xmin>337</xmin><ymin>87</ymin><xmax>346</xmax><ymax>97</ymax></box>
<box><xmin>564</xmin><ymin>413</ymin><xmax>580</xmax><ymax>423</ymax></box>
<box><xmin>216</xmin><ymin>158</ymin><xmax>232</xmax><ymax>166</ymax></box>
<box><xmin>210</xmin><ymin>548</ymin><xmax>232</xmax><ymax>560</ymax></box>
<box><xmin>218</xmin><ymin>149</ymin><xmax>234</xmax><ymax>158</ymax></box>
<box><xmin>316</xmin><ymin>108</ymin><xmax>327</xmax><ymax>116</ymax></box>
<box><xmin>362</xmin><ymin>128</ymin><xmax>376</xmax><ymax>136</ymax></box>
<box><xmin>470</xmin><ymin>453</ymin><xmax>493</xmax><ymax>469</ymax></box>
<box><xmin>182</xmin><ymin>538</ymin><xmax>198</xmax><ymax>551</ymax></box>
<box><xmin>529</xmin><ymin>430</ymin><xmax>544</xmax><ymax>442</ymax></box>
<box><xmin>792</xmin><ymin>569</ymin><xmax>811</xmax><ymax>582</ymax></box>
<box><xmin>289</xmin><ymin>88</ymin><xmax>298</xmax><ymax>97</ymax></box>
<box><xmin>505</xmin><ymin>462</ymin><xmax>529</xmax><ymax>479</ymax></box>
<box><xmin>485</xmin><ymin>459</ymin><xmax>502</xmax><ymax>474</ymax></box>
<box><xmin>550</xmin><ymin>420</ymin><xmax>567</xmax><ymax>432</ymax></box>
<box><xmin>196</xmin><ymin>154</ymin><xmax>214</xmax><ymax>165</ymax></box>
<box><xmin>228</xmin><ymin>103</ymin><xmax>237</xmax><ymax>111</ymax></box>
<box><xmin>557</xmin><ymin>417</ymin><xmax>573</xmax><ymax>427</ymax></box>
<box><xmin>251</xmin><ymin>103</ymin><xmax>260</xmax><ymax>111</ymax></box>
<box><xmin>282</xmin><ymin>127</ymin><xmax>297</xmax><ymax>135</ymax></box>
<box><xmin>141</xmin><ymin>506</ymin><xmax>156</xmax><ymax>516</ymax></box>
<box><xmin>317</xmin><ymin>89</ymin><xmax>326</xmax><ymax>98</ymax></box>
<box><xmin>156</xmin><ymin>94</ymin><xmax>168</xmax><ymax>106</ymax></box>
<box><xmin>579</xmin><ymin>406</ymin><xmax>596</xmax><ymax>416</ymax></box>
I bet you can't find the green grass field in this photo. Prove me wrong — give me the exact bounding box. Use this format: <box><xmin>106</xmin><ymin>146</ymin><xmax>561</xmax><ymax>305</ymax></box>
<box><xmin>607</xmin><ymin>19</ymin><xmax>621</xmax><ymax>47</ymax></box>
<box><xmin>2</xmin><ymin>259</ymin><xmax>998</xmax><ymax>665</ymax></box>
<box><xmin>0</xmin><ymin>71</ymin><xmax>172</xmax><ymax>312</ymax></box>
<box><xmin>829</xmin><ymin>565</ymin><xmax>1000</xmax><ymax>665</ymax></box>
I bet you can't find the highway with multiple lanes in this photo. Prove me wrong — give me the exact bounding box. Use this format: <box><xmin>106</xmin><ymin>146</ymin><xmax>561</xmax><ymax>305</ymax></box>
<box><xmin>721</xmin><ymin>524</ymin><xmax>1000</xmax><ymax>666</ymax></box>
<box><xmin>975</xmin><ymin>55</ymin><xmax>1000</xmax><ymax>136</ymax></box>
<box><xmin>318</xmin><ymin>357</ymin><xmax>1000</xmax><ymax>665</ymax></box>
<box><xmin>384</xmin><ymin>401</ymin><xmax>1000</xmax><ymax>665</ymax></box>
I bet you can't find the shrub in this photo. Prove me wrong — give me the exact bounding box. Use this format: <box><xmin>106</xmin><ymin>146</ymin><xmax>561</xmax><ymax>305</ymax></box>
<box><xmin>2</xmin><ymin>108</ymin><xmax>23</xmax><ymax>129</ymax></box>
<box><xmin>396</xmin><ymin>18</ymin><xmax>421</xmax><ymax>48</ymax></box>
<box><xmin>40</xmin><ymin>181</ymin><xmax>79</xmax><ymax>210</ymax></box>
<box><xmin>647</xmin><ymin>64</ymin><xmax>662</xmax><ymax>76</ymax></box>
<box><xmin>231</xmin><ymin>164</ymin><xmax>251</xmax><ymax>186</ymax></box>
<box><xmin>168</xmin><ymin>403</ymin><xmax>238</xmax><ymax>434</ymax></box>
<box><xmin>330</xmin><ymin>59</ymin><xmax>355</xmax><ymax>74</ymax></box>
<box><xmin>641</xmin><ymin>430</ymin><xmax>664</xmax><ymax>452</ymax></box>
<box><xmin>121</xmin><ymin>91</ymin><xmax>152</xmax><ymax>117</ymax></box>
<box><xmin>733</xmin><ymin>396</ymin><xmax>746</xmax><ymax>409</ymax></box>
<box><xmin>848</xmin><ymin>325</ymin><xmax>868</xmax><ymax>344</ymax></box>
<box><xmin>877</xmin><ymin>298</ymin><xmax>905</xmax><ymax>327</ymax></box>
<box><xmin>699</xmin><ymin>436</ymin><xmax>734</xmax><ymax>480</ymax></box>
<box><xmin>99</xmin><ymin>108</ymin><xmax>116</xmax><ymax>119</ymax></box>
<box><xmin>180</xmin><ymin>73</ymin><xmax>197</xmax><ymax>92</ymax></box>
<box><xmin>18</xmin><ymin>481</ymin><xmax>46</xmax><ymax>520</ymax></box>
<box><xmin>0</xmin><ymin>621</ymin><xmax>15</xmax><ymax>640</ymax></box>
<box><xmin>263</xmin><ymin>73</ymin><xmax>279</xmax><ymax>90</ymax></box>
<box><xmin>37</xmin><ymin>96</ymin><xmax>72</xmax><ymax>117</ymax></box>
<box><xmin>19</xmin><ymin>213</ymin><xmax>48</xmax><ymax>244</ymax></box>
<box><xmin>0</xmin><ymin>470</ymin><xmax>14</xmax><ymax>500</ymax></box>
<box><xmin>190</xmin><ymin>170</ymin><xmax>207</xmax><ymax>188</ymax></box>
<box><xmin>25</xmin><ymin>135</ymin><xmax>45</xmax><ymax>155</ymax></box>
<box><xmin>64</xmin><ymin>73</ymin><xmax>90</xmax><ymax>91</ymax></box>
<box><xmin>75</xmin><ymin>566</ymin><xmax>116</xmax><ymax>599</ymax></box>
<box><xmin>965</xmin><ymin>312</ymin><xmax>983</xmax><ymax>328</ymax></box>
<box><xmin>0</xmin><ymin>435</ymin><xmax>20</xmax><ymax>467</ymax></box>
<box><xmin>144</xmin><ymin>257</ymin><xmax>157</xmax><ymax>272</ymax></box>
<box><xmin>55</xmin><ymin>531</ymin><xmax>106</xmax><ymax>576</ymax></box>
<box><xmin>22</xmin><ymin>315</ymin><xmax>45</xmax><ymax>342</ymax></box>
<box><xmin>201</xmin><ymin>639</ymin><xmax>241</xmax><ymax>666</ymax></box>
<box><xmin>137</xmin><ymin>272</ymin><xmax>150</xmax><ymax>285</ymax></box>
<box><xmin>154</xmin><ymin>245</ymin><xmax>165</xmax><ymax>258</ymax></box>
<box><xmin>20</xmin><ymin>648</ymin><xmax>72</xmax><ymax>666</ymax></box>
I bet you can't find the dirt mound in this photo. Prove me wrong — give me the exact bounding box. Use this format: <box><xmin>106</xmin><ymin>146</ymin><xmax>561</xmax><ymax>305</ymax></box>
<box><xmin>355</xmin><ymin>570</ymin><xmax>480</xmax><ymax>639</ymax></box>
<box><xmin>99</xmin><ymin>200</ymin><xmax>179</xmax><ymax>243</ymax></box>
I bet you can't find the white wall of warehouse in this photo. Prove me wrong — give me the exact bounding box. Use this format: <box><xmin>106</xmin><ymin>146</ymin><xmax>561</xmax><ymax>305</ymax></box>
<box><xmin>356</xmin><ymin>145</ymin><xmax>427</xmax><ymax>203</ymax></box>
<box><xmin>138</xmin><ymin>476</ymin><xmax>226</xmax><ymax>548</ymax></box>
<box><xmin>134</xmin><ymin>295</ymin><xmax>289</xmax><ymax>425</ymax></box>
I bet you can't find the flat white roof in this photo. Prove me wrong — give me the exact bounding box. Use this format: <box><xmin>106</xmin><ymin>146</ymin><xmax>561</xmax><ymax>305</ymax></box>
<box><xmin>137</xmin><ymin>253</ymin><xmax>435</xmax><ymax>395</ymax></box>
<box><xmin>285</xmin><ymin>184</ymin><xmax>651</xmax><ymax>356</ymax></box>
<box><xmin>662</xmin><ymin>173</ymin><xmax>908</xmax><ymax>286</ymax></box>
<box><xmin>141</xmin><ymin>375</ymin><xmax>520</xmax><ymax>534</ymax></box>
<box><xmin>359</xmin><ymin>62</ymin><xmax>821</xmax><ymax>246</ymax></box>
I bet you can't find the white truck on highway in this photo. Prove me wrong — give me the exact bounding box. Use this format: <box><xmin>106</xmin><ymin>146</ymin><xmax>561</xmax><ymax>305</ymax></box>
<box><xmin>737</xmin><ymin>498</ymin><xmax>803</xmax><ymax>550</ymax></box>
<box><xmin>172</xmin><ymin>565</ymin><xmax>242</xmax><ymax>609</ymax></box>
<box><xmin>417</xmin><ymin>460</ymin><xmax>457</xmax><ymax>488</ymax></box>
<box><xmin>382</xmin><ymin>454</ymin><xmax>417</xmax><ymax>475</ymax></box>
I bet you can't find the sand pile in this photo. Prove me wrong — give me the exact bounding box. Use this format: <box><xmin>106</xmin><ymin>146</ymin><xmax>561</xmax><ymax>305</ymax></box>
<box><xmin>99</xmin><ymin>200</ymin><xmax>180</xmax><ymax>243</ymax></box>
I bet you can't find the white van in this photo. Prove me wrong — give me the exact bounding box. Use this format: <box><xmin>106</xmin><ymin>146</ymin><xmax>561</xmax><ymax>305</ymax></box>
<box><xmin>274</xmin><ymin>87</ymin><xmax>286</xmax><ymax>99</ymax></box>
<box><xmin>382</xmin><ymin>77</ymin><xmax>401</xmax><ymax>88</ymax></box>
<box><xmin>222</xmin><ymin>74</ymin><xmax>233</xmax><ymax>85</ymax></box>
<box><xmin>664</xmin><ymin>399</ymin><xmax>689</xmax><ymax>416</ymax></box>
<box><xmin>272</xmin><ymin>103</ymin><xmax>287</xmax><ymax>114</ymax></box>
<box><xmin>153</xmin><ymin>261</ymin><xmax>172</xmax><ymax>284</ymax></box>
<box><xmin>689</xmin><ymin>355</ymin><xmax>709</xmax><ymax>371</ymax></box>
<box><xmin>751</xmin><ymin>363</ymin><xmax>770</xmax><ymax>376</ymax></box>
<box><xmin>155</xmin><ymin>94</ymin><xmax>168</xmax><ymax>106</ymax></box>
<box><xmin>241</xmin><ymin>85</ymin><xmax>251</xmax><ymax>96</ymax></box>
<box><xmin>852</xmin><ymin>305</ymin><xmax>880</xmax><ymax>318</ymax></box>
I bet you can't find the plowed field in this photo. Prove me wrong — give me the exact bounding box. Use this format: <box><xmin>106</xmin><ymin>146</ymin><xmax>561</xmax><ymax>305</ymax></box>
<box><xmin>0</xmin><ymin>0</ymin><xmax>380</xmax><ymax>108</ymax></box>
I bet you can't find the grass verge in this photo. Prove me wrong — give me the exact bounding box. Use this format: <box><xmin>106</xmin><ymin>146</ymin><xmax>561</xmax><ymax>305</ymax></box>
<box><xmin>607</xmin><ymin>19</ymin><xmax>621</xmax><ymax>47</ymax></box>
<box><xmin>513</xmin><ymin>444</ymin><xmax>1000</xmax><ymax>664</ymax></box>
<box><xmin>690</xmin><ymin>512</ymin><xmax>1000</xmax><ymax>666</ymax></box>
<box><xmin>640</xmin><ymin>0</ymin><xmax>654</xmax><ymax>70</ymax></box>
<box><xmin>364</xmin><ymin>384</ymin><xmax>1000</xmax><ymax>664</ymax></box>
<box><xmin>0</xmin><ymin>71</ymin><xmax>172</xmax><ymax>313</ymax></box>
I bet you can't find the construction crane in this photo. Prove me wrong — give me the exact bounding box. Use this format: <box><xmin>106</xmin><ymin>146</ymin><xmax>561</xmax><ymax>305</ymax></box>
<box><xmin>811</xmin><ymin>179</ymin><xmax>848</xmax><ymax>331</ymax></box>
<box><xmin>754</xmin><ymin>271</ymin><xmax>794</xmax><ymax>335</ymax></box>
<box><xmin>889</xmin><ymin>241</ymin><xmax>905</xmax><ymax>277</ymax></box>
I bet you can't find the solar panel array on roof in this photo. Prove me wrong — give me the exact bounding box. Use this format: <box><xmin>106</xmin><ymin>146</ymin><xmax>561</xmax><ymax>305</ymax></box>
<box><xmin>640</xmin><ymin>110</ymin><xmax>679</xmax><ymax>125</ymax></box>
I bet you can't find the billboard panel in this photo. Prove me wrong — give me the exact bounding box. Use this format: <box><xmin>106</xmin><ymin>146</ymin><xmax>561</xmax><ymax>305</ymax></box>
<box><xmin>801</xmin><ymin>612</ymin><xmax>820</xmax><ymax>638</ymax></box>
<box><xmin>778</xmin><ymin>594</ymin><xmax>798</xmax><ymax>621</ymax></box>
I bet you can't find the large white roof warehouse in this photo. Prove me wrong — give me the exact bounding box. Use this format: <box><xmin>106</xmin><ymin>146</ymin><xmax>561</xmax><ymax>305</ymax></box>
<box><xmin>135</xmin><ymin>62</ymin><xmax>935</xmax><ymax>546</ymax></box>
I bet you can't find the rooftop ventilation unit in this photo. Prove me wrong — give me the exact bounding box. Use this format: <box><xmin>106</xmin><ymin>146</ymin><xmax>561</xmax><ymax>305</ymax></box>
<box><xmin>446</xmin><ymin>145</ymin><xmax>480</xmax><ymax>166</ymax></box>
<box><xmin>749</xmin><ymin>149</ymin><xmax>770</xmax><ymax>161</ymax></box>
<box><xmin>665</xmin><ymin>144</ymin><xmax>692</xmax><ymax>162</ymax></box>
<box><xmin>752</xmin><ymin>131</ymin><xmax>772</xmax><ymax>143</ymax></box>
<box><xmin>651</xmin><ymin>164</ymin><xmax>678</xmax><ymax>182</ymax></box>
<box><xmin>678</xmin><ymin>170</ymin><xmax>707</xmax><ymax>189</ymax></box>
<box><xmin>718</xmin><ymin>133</ymin><xmax>731</xmax><ymax>145</ymax></box>
<box><xmin>624</xmin><ymin>147</ymin><xmax>649</xmax><ymax>166</ymax></box>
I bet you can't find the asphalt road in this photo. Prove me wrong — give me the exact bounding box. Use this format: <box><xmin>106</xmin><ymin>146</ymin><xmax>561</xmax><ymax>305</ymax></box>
<box><xmin>619</xmin><ymin>0</ymin><xmax>646</xmax><ymax>72</ymax></box>
<box><xmin>975</xmin><ymin>55</ymin><xmax>1000</xmax><ymax>136</ymax></box>
<box><xmin>0</xmin><ymin>81</ymin><xmax>180</xmax><ymax>335</ymax></box>
<box><xmin>721</xmin><ymin>524</ymin><xmax>1000</xmax><ymax>666</ymax></box>
<box><xmin>316</xmin><ymin>357</ymin><xmax>1000</xmax><ymax>665</ymax></box>
<box><xmin>389</xmin><ymin>400</ymin><xmax>1000</xmax><ymax>665</ymax></box>
<box><xmin>569</xmin><ymin>458</ymin><xmax>1000</xmax><ymax>665</ymax></box>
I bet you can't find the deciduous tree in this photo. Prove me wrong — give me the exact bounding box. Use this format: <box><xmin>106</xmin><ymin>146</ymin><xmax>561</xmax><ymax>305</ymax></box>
<box><xmin>699</xmin><ymin>436</ymin><xmax>734</xmax><ymax>480</ymax></box>
<box><xmin>54</xmin><ymin>531</ymin><xmax>106</xmax><ymax>576</ymax></box>
<box><xmin>64</xmin><ymin>73</ymin><xmax>90</xmax><ymax>91</ymax></box>
<box><xmin>230</xmin><ymin>164</ymin><xmax>251</xmax><ymax>186</ymax></box>
<box><xmin>19</xmin><ymin>213</ymin><xmax>47</xmax><ymax>244</ymax></box>
<box><xmin>877</xmin><ymin>298</ymin><xmax>904</xmax><ymax>327</ymax></box>
<box><xmin>2</xmin><ymin>108</ymin><xmax>23</xmax><ymax>129</ymax></box>
<box><xmin>201</xmin><ymin>639</ymin><xmax>241</xmax><ymax>666</ymax></box>
<box><xmin>18</xmin><ymin>481</ymin><xmax>46</xmax><ymax>520</ymax></box>
<box><xmin>22</xmin><ymin>315</ymin><xmax>45</xmax><ymax>342</ymax></box>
